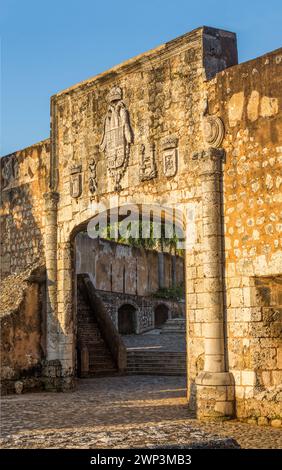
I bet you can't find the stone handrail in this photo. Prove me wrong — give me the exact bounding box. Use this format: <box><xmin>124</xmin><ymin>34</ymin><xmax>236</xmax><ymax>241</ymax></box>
<box><xmin>78</xmin><ymin>273</ymin><xmax>127</xmax><ymax>372</ymax></box>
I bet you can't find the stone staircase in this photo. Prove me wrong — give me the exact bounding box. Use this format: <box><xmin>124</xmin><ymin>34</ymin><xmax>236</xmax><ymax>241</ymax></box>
<box><xmin>161</xmin><ymin>318</ymin><xmax>186</xmax><ymax>334</ymax></box>
<box><xmin>77</xmin><ymin>280</ymin><xmax>118</xmax><ymax>377</ymax></box>
<box><xmin>126</xmin><ymin>350</ymin><xmax>186</xmax><ymax>376</ymax></box>
<box><xmin>87</xmin><ymin>343</ymin><xmax>118</xmax><ymax>376</ymax></box>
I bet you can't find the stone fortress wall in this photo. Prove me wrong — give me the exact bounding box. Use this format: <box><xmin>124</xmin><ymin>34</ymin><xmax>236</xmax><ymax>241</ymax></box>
<box><xmin>0</xmin><ymin>26</ymin><xmax>281</xmax><ymax>423</ymax></box>
<box><xmin>76</xmin><ymin>234</ymin><xmax>184</xmax><ymax>295</ymax></box>
<box><xmin>205</xmin><ymin>50</ymin><xmax>282</xmax><ymax>420</ymax></box>
<box><xmin>0</xmin><ymin>140</ymin><xmax>50</xmax><ymax>279</ymax></box>
<box><xmin>76</xmin><ymin>234</ymin><xmax>185</xmax><ymax>333</ymax></box>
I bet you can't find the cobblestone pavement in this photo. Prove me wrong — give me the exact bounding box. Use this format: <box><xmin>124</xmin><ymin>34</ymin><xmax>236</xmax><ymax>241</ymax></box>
<box><xmin>0</xmin><ymin>376</ymin><xmax>281</xmax><ymax>449</ymax></box>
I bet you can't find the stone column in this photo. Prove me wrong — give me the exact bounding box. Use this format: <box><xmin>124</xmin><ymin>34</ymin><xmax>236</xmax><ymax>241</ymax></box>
<box><xmin>56</xmin><ymin>239</ymin><xmax>76</xmax><ymax>390</ymax></box>
<box><xmin>43</xmin><ymin>191</ymin><xmax>59</xmax><ymax>361</ymax></box>
<box><xmin>194</xmin><ymin>148</ymin><xmax>234</xmax><ymax>419</ymax></box>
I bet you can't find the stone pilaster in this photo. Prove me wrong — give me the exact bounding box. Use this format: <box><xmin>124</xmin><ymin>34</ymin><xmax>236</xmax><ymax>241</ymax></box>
<box><xmin>44</xmin><ymin>191</ymin><xmax>59</xmax><ymax>361</ymax></box>
<box><xmin>193</xmin><ymin>148</ymin><xmax>234</xmax><ymax>419</ymax></box>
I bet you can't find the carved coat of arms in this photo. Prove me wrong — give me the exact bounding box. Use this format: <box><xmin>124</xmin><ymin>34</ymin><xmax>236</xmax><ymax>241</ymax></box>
<box><xmin>162</xmin><ymin>136</ymin><xmax>178</xmax><ymax>177</ymax></box>
<box><xmin>100</xmin><ymin>86</ymin><xmax>133</xmax><ymax>191</ymax></box>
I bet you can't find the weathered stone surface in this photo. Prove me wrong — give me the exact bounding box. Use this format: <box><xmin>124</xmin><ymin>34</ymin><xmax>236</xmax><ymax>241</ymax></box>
<box><xmin>0</xmin><ymin>26</ymin><xmax>281</xmax><ymax>422</ymax></box>
<box><xmin>1</xmin><ymin>377</ymin><xmax>281</xmax><ymax>449</ymax></box>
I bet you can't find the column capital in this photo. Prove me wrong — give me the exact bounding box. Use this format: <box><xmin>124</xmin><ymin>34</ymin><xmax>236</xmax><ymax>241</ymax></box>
<box><xmin>192</xmin><ymin>147</ymin><xmax>225</xmax><ymax>177</ymax></box>
<box><xmin>44</xmin><ymin>191</ymin><xmax>60</xmax><ymax>211</ymax></box>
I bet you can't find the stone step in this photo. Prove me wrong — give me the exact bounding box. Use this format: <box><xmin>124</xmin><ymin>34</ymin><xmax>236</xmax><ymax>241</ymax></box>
<box><xmin>77</xmin><ymin>284</ymin><xmax>119</xmax><ymax>377</ymax></box>
<box><xmin>126</xmin><ymin>350</ymin><xmax>186</xmax><ymax>376</ymax></box>
<box><xmin>161</xmin><ymin>318</ymin><xmax>186</xmax><ymax>334</ymax></box>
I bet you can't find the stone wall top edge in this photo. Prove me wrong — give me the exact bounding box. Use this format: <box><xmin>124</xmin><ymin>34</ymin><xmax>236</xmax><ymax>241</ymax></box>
<box><xmin>54</xmin><ymin>26</ymin><xmax>235</xmax><ymax>100</ymax></box>
<box><xmin>1</xmin><ymin>138</ymin><xmax>50</xmax><ymax>161</ymax></box>
<box><xmin>209</xmin><ymin>46</ymin><xmax>282</xmax><ymax>83</ymax></box>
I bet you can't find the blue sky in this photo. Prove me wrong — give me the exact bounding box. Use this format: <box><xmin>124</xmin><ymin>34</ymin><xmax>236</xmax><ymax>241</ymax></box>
<box><xmin>1</xmin><ymin>0</ymin><xmax>281</xmax><ymax>156</ymax></box>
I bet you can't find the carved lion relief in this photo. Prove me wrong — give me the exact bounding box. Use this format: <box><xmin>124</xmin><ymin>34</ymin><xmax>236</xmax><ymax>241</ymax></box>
<box><xmin>100</xmin><ymin>86</ymin><xmax>133</xmax><ymax>191</ymax></box>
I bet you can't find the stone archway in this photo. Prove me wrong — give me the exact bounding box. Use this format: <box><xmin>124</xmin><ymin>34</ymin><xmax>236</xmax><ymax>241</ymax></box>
<box><xmin>44</xmin><ymin>149</ymin><xmax>235</xmax><ymax>418</ymax></box>
<box><xmin>154</xmin><ymin>304</ymin><xmax>169</xmax><ymax>328</ymax></box>
<box><xmin>42</xmin><ymin>27</ymin><xmax>239</xmax><ymax>419</ymax></box>
<box><xmin>118</xmin><ymin>304</ymin><xmax>137</xmax><ymax>334</ymax></box>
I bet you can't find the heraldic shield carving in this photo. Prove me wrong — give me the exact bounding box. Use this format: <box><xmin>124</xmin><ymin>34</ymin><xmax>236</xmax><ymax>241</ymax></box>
<box><xmin>100</xmin><ymin>86</ymin><xmax>133</xmax><ymax>191</ymax></box>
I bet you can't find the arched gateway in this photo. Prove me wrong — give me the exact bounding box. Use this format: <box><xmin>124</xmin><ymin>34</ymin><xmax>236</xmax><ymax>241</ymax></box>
<box><xmin>1</xmin><ymin>26</ymin><xmax>281</xmax><ymax>423</ymax></box>
<box><xmin>43</xmin><ymin>26</ymin><xmax>238</xmax><ymax>421</ymax></box>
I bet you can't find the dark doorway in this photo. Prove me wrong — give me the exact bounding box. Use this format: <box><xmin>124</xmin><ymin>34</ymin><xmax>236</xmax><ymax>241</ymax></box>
<box><xmin>118</xmin><ymin>304</ymin><xmax>136</xmax><ymax>334</ymax></box>
<box><xmin>154</xmin><ymin>304</ymin><xmax>169</xmax><ymax>328</ymax></box>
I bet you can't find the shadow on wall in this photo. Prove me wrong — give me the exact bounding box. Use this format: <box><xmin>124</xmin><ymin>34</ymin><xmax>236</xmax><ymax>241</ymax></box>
<box><xmin>0</xmin><ymin>264</ymin><xmax>47</xmax><ymax>394</ymax></box>
<box><xmin>0</xmin><ymin>142</ymin><xmax>53</xmax><ymax>394</ymax></box>
<box><xmin>118</xmin><ymin>304</ymin><xmax>137</xmax><ymax>334</ymax></box>
<box><xmin>250</xmin><ymin>276</ymin><xmax>282</xmax><ymax>391</ymax></box>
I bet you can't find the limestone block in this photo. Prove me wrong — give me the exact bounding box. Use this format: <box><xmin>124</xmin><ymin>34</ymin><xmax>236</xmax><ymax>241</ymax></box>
<box><xmin>228</xmin><ymin>92</ymin><xmax>245</xmax><ymax>127</ymax></box>
<box><xmin>260</xmin><ymin>96</ymin><xmax>279</xmax><ymax>117</ymax></box>
<box><xmin>205</xmin><ymin>338</ymin><xmax>225</xmax><ymax>355</ymax></box>
<box><xmin>247</xmin><ymin>90</ymin><xmax>260</xmax><ymax>121</ymax></box>
<box><xmin>258</xmin><ymin>417</ymin><xmax>269</xmax><ymax>426</ymax></box>
<box><xmin>235</xmin><ymin>385</ymin><xmax>245</xmax><ymax>399</ymax></box>
<box><xmin>272</xmin><ymin>371</ymin><xmax>282</xmax><ymax>386</ymax></box>
<box><xmin>271</xmin><ymin>419</ymin><xmax>281</xmax><ymax>428</ymax></box>
<box><xmin>241</xmin><ymin>370</ymin><xmax>256</xmax><ymax>386</ymax></box>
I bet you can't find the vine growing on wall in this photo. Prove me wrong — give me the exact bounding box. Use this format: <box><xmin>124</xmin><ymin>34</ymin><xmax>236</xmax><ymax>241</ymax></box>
<box><xmin>97</xmin><ymin>220</ymin><xmax>184</xmax><ymax>256</ymax></box>
<box><xmin>153</xmin><ymin>284</ymin><xmax>185</xmax><ymax>300</ymax></box>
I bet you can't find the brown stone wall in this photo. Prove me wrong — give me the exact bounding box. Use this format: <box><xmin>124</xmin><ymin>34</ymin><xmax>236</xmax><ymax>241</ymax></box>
<box><xmin>0</xmin><ymin>266</ymin><xmax>46</xmax><ymax>393</ymax></box>
<box><xmin>52</xmin><ymin>26</ymin><xmax>237</xmax><ymax>380</ymax></box>
<box><xmin>206</xmin><ymin>48</ymin><xmax>282</xmax><ymax>420</ymax></box>
<box><xmin>96</xmin><ymin>289</ymin><xmax>185</xmax><ymax>334</ymax></box>
<box><xmin>1</xmin><ymin>25</ymin><xmax>280</xmax><ymax>420</ymax></box>
<box><xmin>0</xmin><ymin>140</ymin><xmax>50</xmax><ymax>279</ymax></box>
<box><xmin>75</xmin><ymin>234</ymin><xmax>184</xmax><ymax>295</ymax></box>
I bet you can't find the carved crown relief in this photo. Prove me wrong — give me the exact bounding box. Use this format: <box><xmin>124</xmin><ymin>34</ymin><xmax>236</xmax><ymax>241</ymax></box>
<box><xmin>162</xmin><ymin>136</ymin><xmax>178</xmax><ymax>177</ymax></box>
<box><xmin>139</xmin><ymin>143</ymin><xmax>157</xmax><ymax>181</ymax></box>
<box><xmin>100</xmin><ymin>86</ymin><xmax>133</xmax><ymax>191</ymax></box>
<box><xmin>202</xmin><ymin>116</ymin><xmax>225</xmax><ymax>148</ymax></box>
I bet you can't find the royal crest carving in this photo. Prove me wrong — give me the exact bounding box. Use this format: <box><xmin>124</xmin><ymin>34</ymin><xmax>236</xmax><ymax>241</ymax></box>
<box><xmin>162</xmin><ymin>136</ymin><xmax>178</xmax><ymax>177</ymax></box>
<box><xmin>100</xmin><ymin>86</ymin><xmax>133</xmax><ymax>191</ymax></box>
<box><xmin>139</xmin><ymin>143</ymin><xmax>157</xmax><ymax>181</ymax></box>
<box><xmin>70</xmin><ymin>164</ymin><xmax>82</xmax><ymax>198</ymax></box>
<box><xmin>89</xmin><ymin>158</ymin><xmax>98</xmax><ymax>194</ymax></box>
<box><xmin>202</xmin><ymin>116</ymin><xmax>225</xmax><ymax>148</ymax></box>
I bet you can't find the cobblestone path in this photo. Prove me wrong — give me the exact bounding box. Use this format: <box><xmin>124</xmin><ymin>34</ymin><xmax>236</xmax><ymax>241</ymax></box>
<box><xmin>1</xmin><ymin>376</ymin><xmax>281</xmax><ymax>449</ymax></box>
